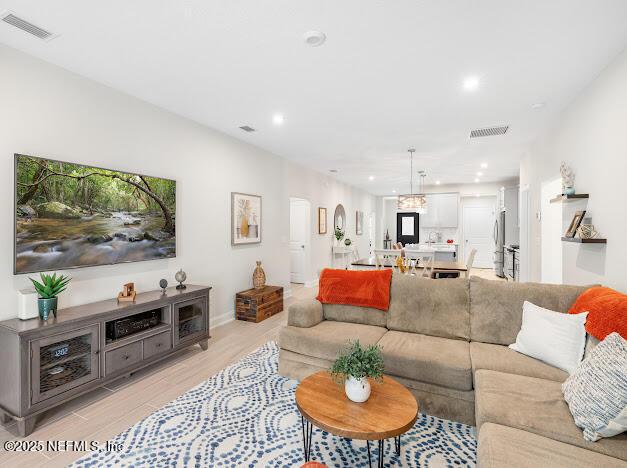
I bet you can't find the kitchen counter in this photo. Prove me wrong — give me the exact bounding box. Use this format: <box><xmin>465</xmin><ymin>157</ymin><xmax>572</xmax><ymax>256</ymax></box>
<box><xmin>405</xmin><ymin>243</ymin><xmax>458</xmax><ymax>261</ymax></box>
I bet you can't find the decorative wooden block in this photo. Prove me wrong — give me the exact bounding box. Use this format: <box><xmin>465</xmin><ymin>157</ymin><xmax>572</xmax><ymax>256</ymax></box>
<box><xmin>236</xmin><ymin>286</ymin><xmax>283</xmax><ymax>323</ymax></box>
<box><xmin>117</xmin><ymin>282</ymin><xmax>137</xmax><ymax>302</ymax></box>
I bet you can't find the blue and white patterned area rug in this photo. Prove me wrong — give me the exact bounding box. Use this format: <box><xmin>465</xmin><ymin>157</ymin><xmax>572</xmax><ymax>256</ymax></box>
<box><xmin>72</xmin><ymin>342</ymin><xmax>476</xmax><ymax>467</ymax></box>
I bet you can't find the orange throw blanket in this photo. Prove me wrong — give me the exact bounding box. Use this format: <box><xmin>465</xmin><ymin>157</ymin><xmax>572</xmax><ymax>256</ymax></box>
<box><xmin>569</xmin><ymin>286</ymin><xmax>627</xmax><ymax>340</ymax></box>
<box><xmin>316</xmin><ymin>268</ymin><xmax>393</xmax><ymax>311</ymax></box>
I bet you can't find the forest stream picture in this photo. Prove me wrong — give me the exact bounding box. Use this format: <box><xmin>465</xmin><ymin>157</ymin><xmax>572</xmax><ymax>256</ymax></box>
<box><xmin>15</xmin><ymin>154</ymin><xmax>176</xmax><ymax>274</ymax></box>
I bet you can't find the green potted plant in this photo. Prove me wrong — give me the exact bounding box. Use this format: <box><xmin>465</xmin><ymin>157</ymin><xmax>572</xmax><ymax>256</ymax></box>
<box><xmin>334</xmin><ymin>226</ymin><xmax>344</xmax><ymax>247</ymax></box>
<box><xmin>330</xmin><ymin>340</ymin><xmax>385</xmax><ymax>403</ymax></box>
<box><xmin>29</xmin><ymin>272</ymin><xmax>71</xmax><ymax>320</ymax></box>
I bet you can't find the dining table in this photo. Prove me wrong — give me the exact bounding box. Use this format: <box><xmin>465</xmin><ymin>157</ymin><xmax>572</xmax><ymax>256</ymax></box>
<box><xmin>351</xmin><ymin>257</ymin><xmax>468</xmax><ymax>276</ymax></box>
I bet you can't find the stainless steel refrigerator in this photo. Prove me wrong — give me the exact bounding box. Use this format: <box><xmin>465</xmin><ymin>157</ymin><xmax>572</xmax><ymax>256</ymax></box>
<box><xmin>493</xmin><ymin>210</ymin><xmax>506</xmax><ymax>278</ymax></box>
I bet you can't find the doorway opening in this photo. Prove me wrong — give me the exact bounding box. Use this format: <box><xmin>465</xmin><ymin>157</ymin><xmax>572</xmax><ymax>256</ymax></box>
<box><xmin>289</xmin><ymin>198</ymin><xmax>311</xmax><ymax>284</ymax></box>
<box><xmin>368</xmin><ymin>212</ymin><xmax>376</xmax><ymax>255</ymax></box>
<box><xmin>460</xmin><ymin>195</ymin><xmax>496</xmax><ymax>269</ymax></box>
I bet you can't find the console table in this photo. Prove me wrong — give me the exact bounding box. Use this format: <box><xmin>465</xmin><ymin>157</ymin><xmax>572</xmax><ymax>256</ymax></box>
<box><xmin>0</xmin><ymin>284</ymin><xmax>210</xmax><ymax>436</ymax></box>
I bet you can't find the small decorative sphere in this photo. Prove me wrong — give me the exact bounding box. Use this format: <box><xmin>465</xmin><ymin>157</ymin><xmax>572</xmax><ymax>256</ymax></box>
<box><xmin>175</xmin><ymin>269</ymin><xmax>187</xmax><ymax>283</ymax></box>
<box><xmin>175</xmin><ymin>269</ymin><xmax>187</xmax><ymax>290</ymax></box>
<box><xmin>344</xmin><ymin>238</ymin><xmax>352</xmax><ymax>246</ymax></box>
<box><xmin>159</xmin><ymin>279</ymin><xmax>168</xmax><ymax>290</ymax></box>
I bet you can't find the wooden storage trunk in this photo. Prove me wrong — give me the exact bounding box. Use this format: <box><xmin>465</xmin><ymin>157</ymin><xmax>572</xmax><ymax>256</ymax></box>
<box><xmin>235</xmin><ymin>286</ymin><xmax>284</xmax><ymax>323</ymax></box>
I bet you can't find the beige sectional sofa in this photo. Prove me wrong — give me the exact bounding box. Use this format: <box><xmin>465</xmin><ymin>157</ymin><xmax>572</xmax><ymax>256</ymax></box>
<box><xmin>278</xmin><ymin>275</ymin><xmax>627</xmax><ymax>467</ymax></box>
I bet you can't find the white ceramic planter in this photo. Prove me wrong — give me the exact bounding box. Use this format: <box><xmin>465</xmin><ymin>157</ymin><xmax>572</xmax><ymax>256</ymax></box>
<box><xmin>345</xmin><ymin>376</ymin><xmax>371</xmax><ymax>403</ymax></box>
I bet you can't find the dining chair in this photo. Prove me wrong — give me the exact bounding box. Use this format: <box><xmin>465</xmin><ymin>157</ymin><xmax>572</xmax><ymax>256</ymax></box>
<box><xmin>422</xmin><ymin>255</ymin><xmax>435</xmax><ymax>278</ymax></box>
<box><xmin>374</xmin><ymin>249</ymin><xmax>400</xmax><ymax>269</ymax></box>
<box><xmin>465</xmin><ymin>248</ymin><xmax>477</xmax><ymax>279</ymax></box>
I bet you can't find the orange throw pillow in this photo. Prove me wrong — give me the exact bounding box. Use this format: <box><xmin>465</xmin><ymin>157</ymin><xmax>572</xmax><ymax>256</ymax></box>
<box><xmin>569</xmin><ymin>286</ymin><xmax>627</xmax><ymax>340</ymax></box>
<box><xmin>316</xmin><ymin>268</ymin><xmax>393</xmax><ymax>311</ymax></box>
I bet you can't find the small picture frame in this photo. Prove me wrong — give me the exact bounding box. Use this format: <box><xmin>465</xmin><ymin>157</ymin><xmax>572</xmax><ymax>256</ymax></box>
<box><xmin>565</xmin><ymin>210</ymin><xmax>586</xmax><ymax>238</ymax></box>
<box><xmin>318</xmin><ymin>207</ymin><xmax>327</xmax><ymax>234</ymax></box>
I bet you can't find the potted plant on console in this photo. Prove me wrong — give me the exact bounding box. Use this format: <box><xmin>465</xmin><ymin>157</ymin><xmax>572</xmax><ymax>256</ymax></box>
<box><xmin>29</xmin><ymin>272</ymin><xmax>71</xmax><ymax>321</ymax></box>
<box><xmin>330</xmin><ymin>340</ymin><xmax>384</xmax><ymax>403</ymax></box>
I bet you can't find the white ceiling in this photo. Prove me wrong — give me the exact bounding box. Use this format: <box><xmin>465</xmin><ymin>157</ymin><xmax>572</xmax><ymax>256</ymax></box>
<box><xmin>1</xmin><ymin>1</ymin><xmax>627</xmax><ymax>195</ymax></box>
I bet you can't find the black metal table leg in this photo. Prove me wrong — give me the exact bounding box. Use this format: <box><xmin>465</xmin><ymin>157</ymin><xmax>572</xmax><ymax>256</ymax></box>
<box><xmin>301</xmin><ymin>416</ymin><xmax>313</xmax><ymax>462</ymax></box>
<box><xmin>395</xmin><ymin>435</ymin><xmax>401</xmax><ymax>455</ymax></box>
<box><xmin>367</xmin><ymin>440</ymin><xmax>372</xmax><ymax>467</ymax></box>
<box><xmin>378</xmin><ymin>439</ymin><xmax>384</xmax><ymax>468</ymax></box>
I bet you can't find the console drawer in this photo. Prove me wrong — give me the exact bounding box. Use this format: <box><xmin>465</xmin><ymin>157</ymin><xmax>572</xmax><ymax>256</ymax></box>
<box><xmin>105</xmin><ymin>341</ymin><xmax>142</xmax><ymax>375</ymax></box>
<box><xmin>143</xmin><ymin>331</ymin><xmax>172</xmax><ymax>359</ymax></box>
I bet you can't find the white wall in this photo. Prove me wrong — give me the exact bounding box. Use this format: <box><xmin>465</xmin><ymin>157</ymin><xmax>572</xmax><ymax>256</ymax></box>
<box><xmin>523</xmin><ymin>47</ymin><xmax>627</xmax><ymax>291</ymax></box>
<box><xmin>0</xmin><ymin>44</ymin><xmax>375</xmax><ymax>321</ymax></box>
<box><xmin>285</xmin><ymin>161</ymin><xmax>376</xmax><ymax>285</ymax></box>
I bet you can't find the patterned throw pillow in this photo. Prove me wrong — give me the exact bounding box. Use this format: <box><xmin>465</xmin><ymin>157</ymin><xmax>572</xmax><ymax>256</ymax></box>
<box><xmin>562</xmin><ymin>332</ymin><xmax>627</xmax><ymax>442</ymax></box>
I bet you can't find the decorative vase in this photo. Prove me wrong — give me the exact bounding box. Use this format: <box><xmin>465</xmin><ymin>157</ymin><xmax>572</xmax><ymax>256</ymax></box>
<box><xmin>564</xmin><ymin>186</ymin><xmax>576</xmax><ymax>195</ymax></box>
<box><xmin>344</xmin><ymin>238</ymin><xmax>352</xmax><ymax>246</ymax></box>
<box><xmin>253</xmin><ymin>261</ymin><xmax>266</xmax><ymax>289</ymax></box>
<box><xmin>38</xmin><ymin>297</ymin><xmax>58</xmax><ymax>321</ymax></box>
<box><xmin>344</xmin><ymin>376</ymin><xmax>371</xmax><ymax>403</ymax></box>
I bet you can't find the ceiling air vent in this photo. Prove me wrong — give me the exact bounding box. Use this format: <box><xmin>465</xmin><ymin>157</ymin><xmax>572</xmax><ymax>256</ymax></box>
<box><xmin>239</xmin><ymin>125</ymin><xmax>256</xmax><ymax>133</ymax></box>
<box><xmin>469</xmin><ymin>125</ymin><xmax>509</xmax><ymax>139</ymax></box>
<box><xmin>1</xmin><ymin>12</ymin><xmax>55</xmax><ymax>40</ymax></box>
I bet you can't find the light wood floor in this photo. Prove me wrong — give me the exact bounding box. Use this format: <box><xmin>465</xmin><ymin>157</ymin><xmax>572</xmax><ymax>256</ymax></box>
<box><xmin>0</xmin><ymin>272</ymin><xmax>500</xmax><ymax>467</ymax></box>
<box><xmin>0</xmin><ymin>288</ymin><xmax>313</xmax><ymax>468</ymax></box>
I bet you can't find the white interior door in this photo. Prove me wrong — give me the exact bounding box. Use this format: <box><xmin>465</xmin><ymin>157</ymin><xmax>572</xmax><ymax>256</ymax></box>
<box><xmin>462</xmin><ymin>198</ymin><xmax>496</xmax><ymax>268</ymax></box>
<box><xmin>368</xmin><ymin>212</ymin><xmax>376</xmax><ymax>256</ymax></box>
<box><xmin>289</xmin><ymin>198</ymin><xmax>309</xmax><ymax>283</ymax></box>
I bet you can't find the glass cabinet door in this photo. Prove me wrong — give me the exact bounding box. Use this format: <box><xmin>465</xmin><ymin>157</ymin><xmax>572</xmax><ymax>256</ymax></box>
<box><xmin>173</xmin><ymin>297</ymin><xmax>208</xmax><ymax>346</ymax></box>
<box><xmin>30</xmin><ymin>325</ymin><xmax>100</xmax><ymax>405</ymax></box>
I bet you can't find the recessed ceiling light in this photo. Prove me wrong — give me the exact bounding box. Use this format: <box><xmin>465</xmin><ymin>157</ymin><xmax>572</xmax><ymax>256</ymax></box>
<box><xmin>531</xmin><ymin>102</ymin><xmax>546</xmax><ymax>109</ymax></box>
<box><xmin>475</xmin><ymin>193</ymin><xmax>480</xmax><ymax>197</ymax></box>
<box><xmin>303</xmin><ymin>31</ymin><xmax>327</xmax><ymax>47</ymax></box>
<box><xmin>368</xmin><ymin>175</ymin><xmax>375</xmax><ymax>181</ymax></box>
<box><xmin>463</xmin><ymin>76</ymin><xmax>480</xmax><ymax>91</ymax></box>
<box><xmin>272</xmin><ymin>114</ymin><xmax>284</xmax><ymax>125</ymax></box>
<box><xmin>435</xmin><ymin>180</ymin><xmax>441</xmax><ymax>185</ymax></box>
<box><xmin>477</xmin><ymin>171</ymin><xmax>483</xmax><ymax>176</ymax></box>
<box><xmin>392</xmin><ymin>189</ymin><xmax>396</xmax><ymax>193</ymax></box>
<box><xmin>480</xmin><ymin>162</ymin><xmax>488</xmax><ymax>169</ymax></box>
<box><xmin>329</xmin><ymin>169</ymin><xmax>337</xmax><ymax>173</ymax></box>
<box><xmin>474</xmin><ymin>178</ymin><xmax>480</xmax><ymax>183</ymax></box>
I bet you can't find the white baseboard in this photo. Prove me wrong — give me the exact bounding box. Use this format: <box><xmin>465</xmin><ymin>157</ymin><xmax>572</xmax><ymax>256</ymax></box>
<box><xmin>304</xmin><ymin>280</ymin><xmax>318</xmax><ymax>288</ymax></box>
<box><xmin>211</xmin><ymin>310</ymin><xmax>235</xmax><ymax>328</ymax></box>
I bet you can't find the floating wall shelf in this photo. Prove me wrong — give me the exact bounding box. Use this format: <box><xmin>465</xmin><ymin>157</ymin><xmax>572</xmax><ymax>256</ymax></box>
<box><xmin>550</xmin><ymin>194</ymin><xmax>589</xmax><ymax>203</ymax></box>
<box><xmin>561</xmin><ymin>237</ymin><xmax>607</xmax><ymax>244</ymax></box>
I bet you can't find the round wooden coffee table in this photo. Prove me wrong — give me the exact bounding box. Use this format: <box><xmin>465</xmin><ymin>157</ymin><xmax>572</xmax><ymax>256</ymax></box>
<box><xmin>295</xmin><ymin>371</ymin><xmax>419</xmax><ymax>467</ymax></box>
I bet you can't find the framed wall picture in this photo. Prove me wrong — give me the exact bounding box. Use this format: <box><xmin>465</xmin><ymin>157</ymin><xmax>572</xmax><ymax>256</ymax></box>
<box><xmin>356</xmin><ymin>211</ymin><xmax>364</xmax><ymax>235</ymax></box>
<box><xmin>231</xmin><ymin>192</ymin><xmax>262</xmax><ymax>245</ymax></box>
<box><xmin>318</xmin><ymin>207</ymin><xmax>327</xmax><ymax>234</ymax></box>
<box><xmin>565</xmin><ymin>210</ymin><xmax>586</xmax><ymax>238</ymax></box>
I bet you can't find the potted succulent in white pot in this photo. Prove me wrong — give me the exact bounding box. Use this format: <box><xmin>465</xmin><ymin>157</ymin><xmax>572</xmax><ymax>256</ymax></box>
<box><xmin>29</xmin><ymin>272</ymin><xmax>71</xmax><ymax>321</ymax></box>
<box><xmin>330</xmin><ymin>340</ymin><xmax>385</xmax><ymax>403</ymax></box>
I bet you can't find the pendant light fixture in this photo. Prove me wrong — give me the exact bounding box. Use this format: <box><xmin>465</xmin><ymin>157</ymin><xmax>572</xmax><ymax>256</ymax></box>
<box><xmin>397</xmin><ymin>148</ymin><xmax>428</xmax><ymax>213</ymax></box>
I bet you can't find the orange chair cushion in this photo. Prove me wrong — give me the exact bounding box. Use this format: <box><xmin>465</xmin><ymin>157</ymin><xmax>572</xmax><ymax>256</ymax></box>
<box><xmin>569</xmin><ymin>286</ymin><xmax>627</xmax><ymax>340</ymax></box>
<box><xmin>301</xmin><ymin>463</ymin><xmax>328</xmax><ymax>468</ymax></box>
<box><xmin>316</xmin><ymin>268</ymin><xmax>393</xmax><ymax>311</ymax></box>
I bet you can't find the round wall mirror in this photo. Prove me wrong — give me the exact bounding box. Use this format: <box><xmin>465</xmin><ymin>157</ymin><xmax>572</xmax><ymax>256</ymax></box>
<box><xmin>334</xmin><ymin>204</ymin><xmax>346</xmax><ymax>232</ymax></box>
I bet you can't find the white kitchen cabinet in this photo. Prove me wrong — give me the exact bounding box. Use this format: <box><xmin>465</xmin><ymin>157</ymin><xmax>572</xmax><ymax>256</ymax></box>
<box><xmin>420</xmin><ymin>193</ymin><xmax>459</xmax><ymax>228</ymax></box>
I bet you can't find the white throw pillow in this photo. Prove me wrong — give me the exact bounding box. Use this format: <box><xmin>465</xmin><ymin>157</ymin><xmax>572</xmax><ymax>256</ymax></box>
<box><xmin>562</xmin><ymin>332</ymin><xmax>627</xmax><ymax>441</ymax></box>
<box><xmin>509</xmin><ymin>301</ymin><xmax>588</xmax><ymax>373</ymax></box>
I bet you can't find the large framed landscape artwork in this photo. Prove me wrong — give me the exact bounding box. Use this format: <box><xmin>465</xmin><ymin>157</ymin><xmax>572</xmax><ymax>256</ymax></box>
<box><xmin>15</xmin><ymin>154</ymin><xmax>176</xmax><ymax>274</ymax></box>
<box><xmin>231</xmin><ymin>192</ymin><xmax>262</xmax><ymax>245</ymax></box>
